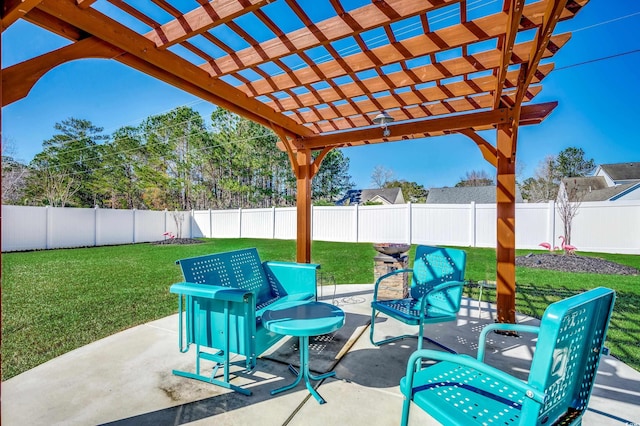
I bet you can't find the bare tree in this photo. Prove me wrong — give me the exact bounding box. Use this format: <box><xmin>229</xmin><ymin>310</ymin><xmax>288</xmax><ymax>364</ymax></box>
<box><xmin>556</xmin><ymin>178</ymin><xmax>586</xmax><ymax>247</ymax></box>
<box><xmin>171</xmin><ymin>210</ymin><xmax>186</xmax><ymax>238</ymax></box>
<box><xmin>455</xmin><ymin>170</ymin><xmax>494</xmax><ymax>187</ymax></box>
<box><xmin>370</xmin><ymin>165</ymin><xmax>394</xmax><ymax>188</ymax></box>
<box><xmin>2</xmin><ymin>138</ymin><xmax>29</xmax><ymax>204</ymax></box>
<box><xmin>42</xmin><ymin>169</ymin><xmax>81</xmax><ymax>207</ymax></box>
<box><xmin>520</xmin><ymin>155</ymin><xmax>559</xmax><ymax>202</ymax></box>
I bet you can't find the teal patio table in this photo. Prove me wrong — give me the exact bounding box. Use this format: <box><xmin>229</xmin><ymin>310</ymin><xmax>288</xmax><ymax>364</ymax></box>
<box><xmin>262</xmin><ymin>301</ymin><xmax>345</xmax><ymax>404</ymax></box>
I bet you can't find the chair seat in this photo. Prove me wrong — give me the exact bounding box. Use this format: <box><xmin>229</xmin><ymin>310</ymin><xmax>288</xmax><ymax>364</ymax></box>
<box><xmin>399</xmin><ymin>287</ymin><xmax>617</xmax><ymax>426</ymax></box>
<box><xmin>400</xmin><ymin>358</ymin><xmax>526</xmax><ymax>425</ymax></box>
<box><xmin>372</xmin><ymin>299</ymin><xmax>457</xmax><ymax>325</ymax></box>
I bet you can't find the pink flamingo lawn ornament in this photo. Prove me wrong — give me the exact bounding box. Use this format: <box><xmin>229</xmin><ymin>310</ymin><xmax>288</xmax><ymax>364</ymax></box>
<box><xmin>538</xmin><ymin>242</ymin><xmax>552</xmax><ymax>251</ymax></box>
<box><xmin>559</xmin><ymin>236</ymin><xmax>577</xmax><ymax>254</ymax></box>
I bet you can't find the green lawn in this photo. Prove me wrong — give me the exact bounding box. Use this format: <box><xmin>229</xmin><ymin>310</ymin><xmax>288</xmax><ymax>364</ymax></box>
<box><xmin>2</xmin><ymin>239</ymin><xmax>639</xmax><ymax>380</ymax></box>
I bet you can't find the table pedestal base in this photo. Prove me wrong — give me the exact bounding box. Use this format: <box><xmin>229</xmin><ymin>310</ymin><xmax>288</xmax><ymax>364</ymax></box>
<box><xmin>270</xmin><ymin>335</ymin><xmax>335</xmax><ymax>404</ymax></box>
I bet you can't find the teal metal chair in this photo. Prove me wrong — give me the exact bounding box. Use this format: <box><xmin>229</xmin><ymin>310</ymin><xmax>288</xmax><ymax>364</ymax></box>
<box><xmin>370</xmin><ymin>245</ymin><xmax>466</xmax><ymax>352</ymax></box>
<box><xmin>400</xmin><ymin>287</ymin><xmax>616</xmax><ymax>426</ymax></box>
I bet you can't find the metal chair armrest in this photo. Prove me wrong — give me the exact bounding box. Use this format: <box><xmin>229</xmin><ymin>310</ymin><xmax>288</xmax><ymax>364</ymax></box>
<box><xmin>418</xmin><ymin>280</ymin><xmax>465</xmax><ymax>313</ymax></box>
<box><xmin>477</xmin><ymin>323</ymin><xmax>540</xmax><ymax>362</ymax></box>
<box><xmin>403</xmin><ymin>349</ymin><xmax>546</xmax><ymax>404</ymax></box>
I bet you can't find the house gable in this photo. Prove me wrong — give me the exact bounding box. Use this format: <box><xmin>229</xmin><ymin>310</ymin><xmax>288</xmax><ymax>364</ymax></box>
<box><xmin>596</xmin><ymin>162</ymin><xmax>640</xmax><ymax>185</ymax></box>
<box><xmin>336</xmin><ymin>187</ymin><xmax>405</xmax><ymax>205</ymax></box>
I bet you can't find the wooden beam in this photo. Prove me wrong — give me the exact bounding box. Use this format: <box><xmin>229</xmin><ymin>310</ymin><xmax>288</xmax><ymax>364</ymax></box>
<box><xmin>2</xmin><ymin>0</ymin><xmax>42</xmax><ymax>30</ymax></box>
<box><xmin>76</xmin><ymin>0</ymin><xmax>97</xmax><ymax>9</ymax></box>
<box><xmin>146</xmin><ymin>0</ymin><xmax>270</xmax><ymax>48</ymax></box>
<box><xmin>262</xmin><ymin>63</ymin><xmax>554</xmax><ymax>118</ymax></box>
<box><xmin>206</xmin><ymin>0</ymin><xmax>458</xmax><ymax>76</ymax></box>
<box><xmin>203</xmin><ymin>0</ymin><xmax>580</xmax><ymax>79</ymax></box>
<box><xmin>495</xmin><ymin>122</ymin><xmax>518</xmax><ymax>324</ymax></box>
<box><xmin>237</xmin><ymin>32</ymin><xmax>570</xmax><ymax>98</ymax></box>
<box><xmin>295</xmin><ymin>101</ymin><xmax>556</xmax><ymax>150</ymax></box>
<box><xmin>35</xmin><ymin>0</ymin><xmax>314</xmax><ymax>137</ymax></box>
<box><xmin>494</xmin><ymin>0</ymin><xmax>525</xmax><ymax>109</ymax></box>
<box><xmin>295</xmin><ymin>149</ymin><xmax>312</xmax><ymax>263</ymax></box>
<box><xmin>2</xmin><ymin>38</ymin><xmax>120</xmax><ymax>106</ymax></box>
<box><xmin>458</xmin><ymin>129</ymin><xmax>497</xmax><ymax>168</ymax></box>
<box><xmin>298</xmin><ymin>107</ymin><xmax>510</xmax><ymax>149</ymax></box>
<box><xmin>23</xmin><ymin>7</ymin><xmax>84</xmax><ymax>40</ymax></box>
<box><xmin>514</xmin><ymin>0</ymin><xmax>569</xmax><ymax>109</ymax></box>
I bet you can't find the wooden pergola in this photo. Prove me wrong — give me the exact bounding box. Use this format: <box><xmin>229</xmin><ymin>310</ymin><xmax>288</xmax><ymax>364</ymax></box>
<box><xmin>1</xmin><ymin>0</ymin><xmax>586</xmax><ymax>323</ymax></box>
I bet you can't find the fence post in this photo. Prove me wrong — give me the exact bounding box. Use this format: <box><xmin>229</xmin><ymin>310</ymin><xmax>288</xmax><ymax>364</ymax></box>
<box><xmin>548</xmin><ymin>200</ymin><xmax>556</xmax><ymax>247</ymax></box>
<box><xmin>406</xmin><ymin>202</ymin><xmax>412</xmax><ymax>244</ymax></box>
<box><xmin>210</xmin><ymin>209</ymin><xmax>213</xmax><ymax>238</ymax></box>
<box><xmin>272</xmin><ymin>206</ymin><xmax>276</xmax><ymax>239</ymax></box>
<box><xmin>94</xmin><ymin>205</ymin><xmax>99</xmax><ymax>247</ymax></box>
<box><xmin>354</xmin><ymin>204</ymin><xmax>359</xmax><ymax>243</ymax></box>
<box><xmin>470</xmin><ymin>201</ymin><xmax>477</xmax><ymax>247</ymax></box>
<box><xmin>164</xmin><ymin>209</ymin><xmax>168</xmax><ymax>236</ymax></box>
<box><xmin>132</xmin><ymin>209</ymin><xmax>137</xmax><ymax>243</ymax></box>
<box><xmin>238</xmin><ymin>208</ymin><xmax>242</xmax><ymax>238</ymax></box>
<box><xmin>45</xmin><ymin>205</ymin><xmax>51</xmax><ymax>249</ymax></box>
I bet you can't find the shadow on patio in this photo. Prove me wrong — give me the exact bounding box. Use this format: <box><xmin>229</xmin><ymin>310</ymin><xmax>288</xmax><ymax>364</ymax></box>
<box><xmin>2</xmin><ymin>285</ymin><xmax>639</xmax><ymax>426</ymax></box>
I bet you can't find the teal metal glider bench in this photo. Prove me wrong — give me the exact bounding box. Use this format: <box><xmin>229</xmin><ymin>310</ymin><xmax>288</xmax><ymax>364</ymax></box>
<box><xmin>400</xmin><ymin>287</ymin><xmax>616</xmax><ymax>426</ymax></box>
<box><xmin>169</xmin><ymin>248</ymin><xmax>319</xmax><ymax>395</ymax></box>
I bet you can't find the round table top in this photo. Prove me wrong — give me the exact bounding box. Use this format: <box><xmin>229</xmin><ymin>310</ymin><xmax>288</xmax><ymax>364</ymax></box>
<box><xmin>262</xmin><ymin>301</ymin><xmax>345</xmax><ymax>337</ymax></box>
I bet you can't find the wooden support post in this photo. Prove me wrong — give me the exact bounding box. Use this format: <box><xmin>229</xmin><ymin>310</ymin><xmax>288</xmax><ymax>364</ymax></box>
<box><xmin>496</xmin><ymin>123</ymin><xmax>518</xmax><ymax>324</ymax></box>
<box><xmin>295</xmin><ymin>149</ymin><xmax>312</xmax><ymax>263</ymax></box>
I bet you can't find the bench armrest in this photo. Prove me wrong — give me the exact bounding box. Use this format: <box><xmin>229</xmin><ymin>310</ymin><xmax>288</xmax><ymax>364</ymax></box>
<box><xmin>170</xmin><ymin>282</ymin><xmax>251</xmax><ymax>303</ymax></box>
<box><xmin>263</xmin><ymin>261</ymin><xmax>319</xmax><ymax>297</ymax></box>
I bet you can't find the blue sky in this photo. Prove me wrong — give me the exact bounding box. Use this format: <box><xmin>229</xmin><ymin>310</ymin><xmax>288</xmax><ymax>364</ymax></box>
<box><xmin>2</xmin><ymin>0</ymin><xmax>639</xmax><ymax>189</ymax></box>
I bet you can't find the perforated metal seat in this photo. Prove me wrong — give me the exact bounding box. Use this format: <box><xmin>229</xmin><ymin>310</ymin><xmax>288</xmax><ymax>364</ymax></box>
<box><xmin>370</xmin><ymin>245</ymin><xmax>467</xmax><ymax>352</ymax></box>
<box><xmin>400</xmin><ymin>287</ymin><xmax>616</xmax><ymax>426</ymax></box>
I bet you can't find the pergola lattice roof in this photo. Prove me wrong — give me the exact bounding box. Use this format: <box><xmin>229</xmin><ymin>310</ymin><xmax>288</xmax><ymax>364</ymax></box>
<box><xmin>4</xmin><ymin>0</ymin><xmax>585</xmax><ymax>147</ymax></box>
<box><xmin>1</xmin><ymin>0</ymin><xmax>587</xmax><ymax>323</ymax></box>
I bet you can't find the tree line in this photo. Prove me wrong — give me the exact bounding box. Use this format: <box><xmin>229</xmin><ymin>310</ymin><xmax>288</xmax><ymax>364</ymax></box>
<box><xmin>2</xmin><ymin>105</ymin><xmax>596</xmax><ymax>209</ymax></box>
<box><xmin>2</xmin><ymin>107</ymin><xmax>354</xmax><ymax>210</ymax></box>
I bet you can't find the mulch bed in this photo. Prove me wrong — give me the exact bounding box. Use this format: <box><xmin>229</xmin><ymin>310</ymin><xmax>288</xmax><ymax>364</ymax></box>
<box><xmin>516</xmin><ymin>253</ymin><xmax>638</xmax><ymax>275</ymax></box>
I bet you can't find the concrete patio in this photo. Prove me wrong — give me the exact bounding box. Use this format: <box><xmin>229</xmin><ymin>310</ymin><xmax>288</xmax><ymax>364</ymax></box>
<box><xmin>3</xmin><ymin>284</ymin><xmax>639</xmax><ymax>426</ymax></box>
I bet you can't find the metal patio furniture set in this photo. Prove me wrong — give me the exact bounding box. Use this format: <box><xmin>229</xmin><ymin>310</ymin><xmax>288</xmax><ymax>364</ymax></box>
<box><xmin>169</xmin><ymin>246</ymin><xmax>615</xmax><ymax>425</ymax></box>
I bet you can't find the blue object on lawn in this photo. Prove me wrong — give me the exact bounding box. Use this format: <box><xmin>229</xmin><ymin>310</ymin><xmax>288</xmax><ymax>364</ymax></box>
<box><xmin>169</xmin><ymin>248</ymin><xmax>319</xmax><ymax>395</ymax></box>
<box><xmin>400</xmin><ymin>287</ymin><xmax>616</xmax><ymax>426</ymax></box>
<box><xmin>370</xmin><ymin>245</ymin><xmax>467</xmax><ymax>352</ymax></box>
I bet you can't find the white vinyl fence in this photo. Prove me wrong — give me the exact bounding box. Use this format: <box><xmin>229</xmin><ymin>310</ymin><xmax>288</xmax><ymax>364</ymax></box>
<box><xmin>2</xmin><ymin>200</ymin><xmax>639</xmax><ymax>254</ymax></box>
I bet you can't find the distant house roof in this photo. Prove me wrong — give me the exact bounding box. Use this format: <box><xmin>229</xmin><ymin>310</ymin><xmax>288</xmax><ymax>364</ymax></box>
<box><xmin>426</xmin><ymin>186</ymin><xmax>523</xmax><ymax>204</ymax></box>
<box><xmin>559</xmin><ymin>162</ymin><xmax>640</xmax><ymax>202</ymax></box>
<box><xmin>597</xmin><ymin>162</ymin><xmax>640</xmax><ymax>182</ymax></box>
<box><xmin>336</xmin><ymin>188</ymin><xmax>405</xmax><ymax>205</ymax></box>
<box><xmin>560</xmin><ymin>177</ymin><xmax>640</xmax><ymax>202</ymax></box>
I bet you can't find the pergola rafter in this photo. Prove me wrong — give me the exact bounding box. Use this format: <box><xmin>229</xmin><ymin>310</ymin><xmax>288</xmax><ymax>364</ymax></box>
<box><xmin>1</xmin><ymin>0</ymin><xmax>588</xmax><ymax>323</ymax></box>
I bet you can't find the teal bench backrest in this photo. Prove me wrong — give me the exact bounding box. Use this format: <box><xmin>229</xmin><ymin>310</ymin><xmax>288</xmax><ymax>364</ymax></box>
<box><xmin>176</xmin><ymin>248</ymin><xmax>279</xmax><ymax>308</ymax></box>
<box><xmin>523</xmin><ymin>287</ymin><xmax>616</xmax><ymax>424</ymax></box>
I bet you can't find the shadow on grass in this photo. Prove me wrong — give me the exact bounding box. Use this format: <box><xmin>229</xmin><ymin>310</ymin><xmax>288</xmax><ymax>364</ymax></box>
<box><xmin>464</xmin><ymin>283</ymin><xmax>640</xmax><ymax>373</ymax></box>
